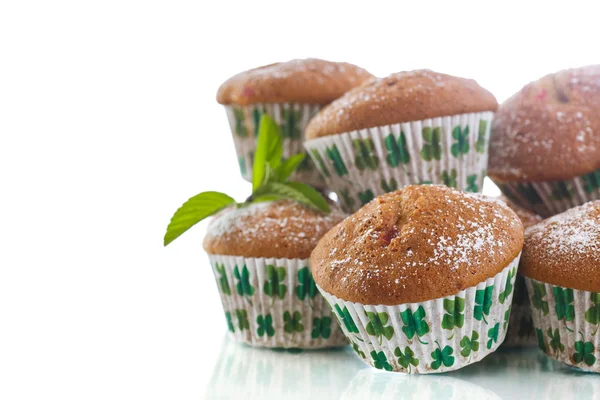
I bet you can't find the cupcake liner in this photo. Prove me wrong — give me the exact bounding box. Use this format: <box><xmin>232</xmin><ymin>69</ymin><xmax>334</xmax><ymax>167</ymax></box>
<box><xmin>497</xmin><ymin>169</ymin><xmax>600</xmax><ymax>218</ymax></box>
<box><xmin>502</xmin><ymin>275</ymin><xmax>537</xmax><ymax>347</ymax></box>
<box><xmin>319</xmin><ymin>255</ymin><xmax>520</xmax><ymax>373</ymax></box>
<box><xmin>524</xmin><ymin>277</ymin><xmax>600</xmax><ymax>373</ymax></box>
<box><xmin>304</xmin><ymin>111</ymin><xmax>493</xmax><ymax>212</ymax></box>
<box><xmin>209</xmin><ymin>254</ymin><xmax>347</xmax><ymax>349</ymax></box>
<box><xmin>224</xmin><ymin>103</ymin><xmax>324</xmax><ymax>187</ymax></box>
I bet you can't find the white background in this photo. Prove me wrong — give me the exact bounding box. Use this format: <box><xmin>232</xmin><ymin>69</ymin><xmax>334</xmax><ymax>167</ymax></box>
<box><xmin>1</xmin><ymin>1</ymin><xmax>598</xmax><ymax>399</ymax></box>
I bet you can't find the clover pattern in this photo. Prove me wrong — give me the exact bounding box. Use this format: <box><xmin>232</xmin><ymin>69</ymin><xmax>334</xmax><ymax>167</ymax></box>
<box><xmin>310</xmin><ymin>149</ymin><xmax>330</xmax><ymax>178</ymax></box>
<box><xmin>451</xmin><ymin>125</ymin><xmax>470</xmax><ymax>158</ymax></box>
<box><xmin>585</xmin><ymin>292</ymin><xmax>600</xmax><ymax>326</ymax></box>
<box><xmin>460</xmin><ymin>331</ymin><xmax>480</xmax><ymax>358</ymax></box>
<box><xmin>381</xmin><ymin>177</ymin><xmax>398</xmax><ymax>193</ymax></box>
<box><xmin>252</xmin><ymin>108</ymin><xmax>262</xmax><ymax>136</ymax></box>
<box><xmin>238</xmin><ymin>156</ymin><xmax>246</xmax><ymax>177</ymax></box>
<box><xmin>215</xmin><ymin>263</ymin><xmax>231</xmax><ymax>295</ymax></box>
<box><xmin>431</xmin><ymin>342</ymin><xmax>455</xmax><ymax>370</ymax></box>
<box><xmin>236</xmin><ymin>309</ymin><xmax>250</xmax><ymax>331</ymax></box>
<box><xmin>296</xmin><ymin>267</ymin><xmax>317</xmax><ymax>301</ymax></box>
<box><xmin>264</xmin><ymin>265</ymin><xmax>287</xmax><ymax>299</ymax></box>
<box><xmin>280</xmin><ymin>109</ymin><xmax>301</xmax><ymax>139</ymax></box>
<box><xmin>583</xmin><ymin>170</ymin><xmax>600</xmax><ymax>194</ymax></box>
<box><xmin>487</xmin><ymin>323</ymin><xmax>500</xmax><ymax>349</ymax></box>
<box><xmin>366</xmin><ymin>311</ymin><xmax>395</xmax><ymax>344</ymax></box>
<box><xmin>547</xmin><ymin>328</ymin><xmax>564</xmax><ymax>354</ymax></box>
<box><xmin>225</xmin><ymin>311</ymin><xmax>234</xmax><ymax>333</ymax></box>
<box><xmin>503</xmin><ymin>306</ymin><xmax>511</xmax><ymax>331</ymax></box>
<box><xmin>311</xmin><ymin>317</ymin><xmax>332</xmax><ymax>339</ymax></box>
<box><xmin>353</xmin><ymin>138</ymin><xmax>379</xmax><ymax>171</ymax></box>
<box><xmin>551</xmin><ymin>181</ymin><xmax>573</xmax><ymax>200</ymax></box>
<box><xmin>476</xmin><ymin>120</ymin><xmax>488</xmax><ymax>153</ymax></box>
<box><xmin>516</xmin><ymin>183</ymin><xmax>544</xmax><ymax>205</ymax></box>
<box><xmin>499</xmin><ymin>268</ymin><xmax>516</xmax><ymax>304</ymax></box>
<box><xmin>339</xmin><ymin>188</ymin><xmax>355</xmax><ymax>209</ymax></box>
<box><xmin>283</xmin><ymin>311</ymin><xmax>304</xmax><ymax>333</ymax></box>
<box><xmin>441</xmin><ymin>169</ymin><xmax>457</xmax><ymax>188</ymax></box>
<box><xmin>394</xmin><ymin>346</ymin><xmax>419</xmax><ymax>372</ymax></box>
<box><xmin>553</xmin><ymin>286</ymin><xmax>575</xmax><ymax>323</ymax></box>
<box><xmin>474</xmin><ymin>285</ymin><xmax>494</xmax><ymax>324</ymax></box>
<box><xmin>385</xmin><ymin>132</ymin><xmax>410</xmax><ymax>167</ymax></box>
<box><xmin>574</xmin><ymin>332</ymin><xmax>596</xmax><ymax>366</ymax></box>
<box><xmin>358</xmin><ymin>189</ymin><xmax>374</xmax><ymax>205</ymax></box>
<box><xmin>351</xmin><ymin>341</ymin><xmax>365</xmax><ymax>359</ymax></box>
<box><xmin>256</xmin><ymin>314</ymin><xmax>275</xmax><ymax>337</ymax></box>
<box><xmin>536</xmin><ymin>328</ymin><xmax>547</xmax><ymax>352</ymax></box>
<box><xmin>295</xmin><ymin>154</ymin><xmax>312</xmax><ymax>172</ymax></box>
<box><xmin>232</xmin><ymin>107</ymin><xmax>248</xmax><ymax>137</ymax></box>
<box><xmin>420</xmin><ymin>127</ymin><xmax>442</xmax><ymax>161</ymax></box>
<box><xmin>234</xmin><ymin>265</ymin><xmax>254</xmax><ymax>298</ymax></box>
<box><xmin>325</xmin><ymin>145</ymin><xmax>348</xmax><ymax>176</ymax></box>
<box><xmin>371</xmin><ymin>350</ymin><xmax>393</xmax><ymax>371</ymax></box>
<box><xmin>441</xmin><ymin>297</ymin><xmax>465</xmax><ymax>331</ymax></box>
<box><xmin>400</xmin><ymin>306</ymin><xmax>430</xmax><ymax>344</ymax></box>
<box><xmin>466</xmin><ymin>174</ymin><xmax>479</xmax><ymax>193</ymax></box>
<box><xmin>531</xmin><ymin>281</ymin><xmax>549</xmax><ymax>315</ymax></box>
<box><xmin>334</xmin><ymin>305</ymin><xmax>359</xmax><ymax>333</ymax></box>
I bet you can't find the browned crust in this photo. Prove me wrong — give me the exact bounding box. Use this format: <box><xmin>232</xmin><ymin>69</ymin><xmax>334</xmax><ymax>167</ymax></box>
<box><xmin>216</xmin><ymin>59</ymin><xmax>373</xmax><ymax>106</ymax></box>
<box><xmin>203</xmin><ymin>200</ymin><xmax>346</xmax><ymax>259</ymax></box>
<box><xmin>499</xmin><ymin>196</ymin><xmax>543</xmax><ymax>229</ymax></box>
<box><xmin>310</xmin><ymin>185</ymin><xmax>524</xmax><ymax>305</ymax></box>
<box><xmin>304</xmin><ymin>70</ymin><xmax>498</xmax><ymax>140</ymax></box>
<box><xmin>489</xmin><ymin>65</ymin><xmax>600</xmax><ymax>182</ymax></box>
<box><xmin>520</xmin><ymin>201</ymin><xmax>600</xmax><ymax>292</ymax></box>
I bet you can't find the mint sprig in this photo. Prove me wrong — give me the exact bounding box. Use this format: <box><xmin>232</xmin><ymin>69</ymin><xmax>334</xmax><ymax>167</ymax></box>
<box><xmin>164</xmin><ymin>115</ymin><xmax>330</xmax><ymax>246</ymax></box>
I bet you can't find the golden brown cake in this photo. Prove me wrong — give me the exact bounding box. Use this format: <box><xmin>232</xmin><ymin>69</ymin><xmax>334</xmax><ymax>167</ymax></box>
<box><xmin>305</xmin><ymin>69</ymin><xmax>498</xmax><ymax>139</ymax></box>
<box><xmin>489</xmin><ymin>65</ymin><xmax>600</xmax><ymax>183</ymax></box>
<box><xmin>520</xmin><ymin>200</ymin><xmax>600</xmax><ymax>292</ymax></box>
<box><xmin>311</xmin><ymin>185</ymin><xmax>524</xmax><ymax>305</ymax></box>
<box><xmin>203</xmin><ymin>200</ymin><xmax>346</xmax><ymax>259</ymax></box>
<box><xmin>217</xmin><ymin>59</ymin><xmax>373</xmax><ymax>106</ymax></box>
<box><xmin>499</xmin><ymin>196</ymin><xmax>543</xmax><ymax>228</ymax></box>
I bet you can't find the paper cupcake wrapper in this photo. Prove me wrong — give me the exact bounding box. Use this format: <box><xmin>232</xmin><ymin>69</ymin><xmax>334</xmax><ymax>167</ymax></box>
<box><xmin>524</xmin><ymin>277</ymin><xmax>600</xmax><ymax>373</ymax></box>
<box><xmin>304</xmin><ymin>111</ymin><xmax>493</xmax><ymax>212</ymax></box>
<box><xmin>319</xmin><ymin>255</ymin><xmax>520</xmax><ymax>373</ymax></box>
<box><xmin>208</xmin><ymin>254</ymin><xmax>347</xmax><ymax>349</ymax></box>
<box><xmin>503</xmin><ymin>275</ymin><xmax>537</xmax><ymax>348</ymax></box>
<box><xmin>224</xmin><ymin>104</ymin><xmax>325</xmax><ymax>188</ymax></box>
<box><xmin>497</xmin><ymin>169</ymin><xmax>600</xmax><ymax>218</ymax></box>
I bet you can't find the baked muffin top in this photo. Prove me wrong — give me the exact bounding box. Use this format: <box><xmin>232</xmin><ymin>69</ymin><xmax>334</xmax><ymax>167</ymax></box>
<box><xmin>311</xmin><ymin>185</ymin><xmax>524</xmax><ymax>305</ymax></box>
<box><xmin>489</xmin><ymin>65</ymin><xmax>600</xmax><ymax>182</ymax></box>
<box><xmin>216</xmin><ymin>58</ymin><xmax>373</xmax><ymax>106</ymax></box>
<box><xmin>305</xmin><ymin>69</ymin><xmax>498</xmax><ymax>140</ymax></box>
<box><xmin>203</xmin><ymin>200</ymin><xmax>346</xmax><ymax>259</ymax></box>
<box><xmin>520</xmin><ymin>201</ymin><xmax>600</xmax><ymax>292</ymax></box>
<box><xmin>499</xmin><ymin>196</ymin><xmax>543</xmax><ymax>229</ymax></box>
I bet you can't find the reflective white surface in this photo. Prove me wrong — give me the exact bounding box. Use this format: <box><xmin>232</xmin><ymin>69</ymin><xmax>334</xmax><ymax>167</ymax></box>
<box><xmin>206</xmin><ymin>336</ymin><xmax>600</xmax><ymax>400</ymax></box>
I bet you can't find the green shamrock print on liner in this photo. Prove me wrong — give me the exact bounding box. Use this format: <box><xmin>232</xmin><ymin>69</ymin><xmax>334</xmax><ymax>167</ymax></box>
<box><xmin>353</xmin><ymin>138</ymin><xmax>379</xmax><ymax>171</ymax></box>
<box><xmin>385</xmin><ymin>132</ymin><xmax>410</xmax><ymax>167</ymax></box>
<box><xmin>451</xmin><ymin>125</ymin><xmax>470</xmax><ymax>158</ymax></box>
<box><xmin>551</xmin><ymin>181</ymin><xmax>574</xmax><ymax>200</ymax></box>
<box><xmin>310</xmin><ymin>149</ymin><xmax>330</xmax><ymax>178</ymax></box>
<box><xmin>583</xmin><ymin>170</ymin><xmax>600</xmax><ymax>194</ymax></box>
<box><xmin>256</xmin><ymin>314</ymin><xmax>275</xmax><ymax>337</ymax></box>
<box><xmin>394</xmin><ymin>346</ymin><xmax>419</xmax><ymax>372</ymax></box>
<box><xmin>474</xmin><ymin>285</ymin><xmax>494</xmax><ymax>324</ymax></box>
<box><xmin>334</xmin><ymin>305</ymin><xmax>359</xmax><ymax>333</ymax></box>
<box><xmin>325</xmin><ymin>145</ymin><xmax>348</xmax><ymax>176</ymax></box>
<box><xmin>466</xmin><ymin>175</ymin><xmax>479</xmax><ymax>193</ymax></box>
<box><xmin>283</xmin><ymin>311</ymin><xmax>304</xmax><ymax>333</ymax></box>
<box><xmin>225</xmin><ymin>311</ymin><xmax>234</xmax><ymax>333</ymax></box>
<box><xmin>370</xmin><ymin>350</ymin><xmax>393</xmax><ymax>371</ymax></box>
<box><xmin>420</xmin><ymin>127</ymin><xmax>442</xmax><ymax>161</ymax></box>
<box><xmin>233</xmin><ymin>265</ymin><xmax>254</xmax><ymax>298</ymax></box>
<box><xmin>232</xmin><ymin>107</ymin><xmax>248</xmax><ymax>137</ymax></box>
<box><xmin>352</xmin><ymin>342</ymin><xmax>365</xmax><ymax>359</ymax></box>
<box><xmin>487</xmin><ymin>323</ymin><xmax>500</xmax><ymax>349</ymax></box>
<box><xmin>311</xmin><ymin>317</ymin><xmax>332</xmax><ymax>339</ymax></box>
<box><xmin>431</xmin><ymin>341</ymin><xmax>455</xmax><ymax>370</ymax></box>
<box><xmin>295</xmin><ymin>154</ymin><xmax>312</xmax><ymax>172</ymax></box>
<box><xmin>441</xmin><ymin>169</ymin><xmax>457</xmax><ymax>188</ymax></box>
<box><xmin>584</xmin><ymin>292</ymin><xmax>600</xmax><ymax>328</ymax></box>
<box><xmin>503</xmin><ymin>306</ymin><xmax>511</xmax><ymax>331</ymax></box>
<box><xmin>339</xmin><ymin>188</ymin><xmax>355</xmax><ymax>209</ymax></box>
<box><xmin>515</xmin><ymin>183</ymin><xmax>544</xmax><ymax>205</ymax></box>
<box><xmin>531</xmin><ymin>281</ymin><xmax>549</xmax><ymax>315</ymax></box>
<box><xmin>460</xmin><ymin>331</ymin><xmax>480</xmax><ymax>358</ymax></box>
<box><xmin>381</xmin><ymin>177</ymin><xmax>398</xmax><ymax>193</ymax></box>
<box><xmin>499</xmin><ymin>268</ymin><xmax>516</xmax><ymax>304</ymax></box>
<box><xmin>365</xmin><ymin>311</ymin><xmax>395</xmax><ymax>344</ymax></box>
<box><xmin>236</xmin><ymin>309</ymin><xmax>250</xmax><ymax>331</ymax></box>
<box><xmin>475</xmin><ymin>120</ymin><xmax>488</xmax><ymax>153</ymax></box>
<box><xmin>536</xmin><ymin>328</ymin><xmax>547</xmax><ymax>352</ymax></box>
<box><xmin>252</xmin><ymin>108</ymin><xmax>262</xmax><ymax>136</ymax></box>
<box><xmin>547</xmin><ymin>328</ymin><xmax>565</xmax><ymax>354</ymax></box>
<box><xmin>358</xmin><ymin>189</ymin><xmax>374</xmax><ymax>205</ymax></box>
<box><xmin>441</xmin><ymin>297</ymin><xmax>465</xmax><ymax>332</ymax></box>
<box><xmin>296</xmin><ymin>267</ymin><xmax>317</xmax><ymax>301</ymax></box>
<box><xmin>263</xmin><ymin>265</ymin><xmax>287</xmax><ymax>299</ymax></box>
<box><xmin>400</xmin><ymin>306</ymin><xmax>430</xmax><ymax>344</ymax></box>
<box><xmin>280</xmin><ymin>109</ymin><xmax>301</xmax><ymax>139</ymax></box>
<box><xmin>553</xmin><ymin>286</ymin><xmax>575</xmax><ymax>324</ymax></box>
<box><xmin>574</xmin><ymin>332</ymin><xmax>597</xmax><ymax>366</ymax></box>
<box><xmin>238</xmin><ymin>156</ymin><xmax>247</xmax><ymax>177</ymax></box>
<box><xmin>215</xmin><ymin>263</ymin><xmax>231</xmax><ymax>295</ymax></box>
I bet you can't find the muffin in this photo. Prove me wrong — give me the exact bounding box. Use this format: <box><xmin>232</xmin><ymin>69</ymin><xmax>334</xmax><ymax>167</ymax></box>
<box><xmin>303</xmin><ymin>70</ymin><xmax>498</xmax><ymax>212</ymax></box>
<box><xmin>489</xmin><ymin>65</ymin><xmax>600</xmax><ymax>218</ymax></box>
<box><xmin>203</xmin><ymin>199</ymin><xmax>347</xmax><ymax>348</ymax></box>
<box><xmin>311</xmin><ymin>185</ymin><xmax>524</xmax><ymax>373</ymax></box>
<box><xmin>499</xmin><ymin>196</ymin><xmax>543</xmax><ymax>347</ymax></box>
<box><xmin>217</xmin><ymin>58</ymin><xmax>373</xmax><ymax>188</ymax></box>
<box><xmin>520</xmin><ymin>201</ymin><xmax>600</xmax><ymax>372</ymax></box>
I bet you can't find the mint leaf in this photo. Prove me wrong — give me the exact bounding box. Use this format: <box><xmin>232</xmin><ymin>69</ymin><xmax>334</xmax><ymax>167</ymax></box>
<box><xmin>277</xmin><ymin>153</ymin><xmax>306</xmax><ymax>182</ymax></box>
<box><xmin>164</xmin><ymin>191</ymin><xmax>235</xmax><ymax>246</ymax></box>
<box><xmin>253</xmin><ymin>182</ymin><xmax>329</xmax><ymax>212</ymax></box>
<box><xmin>252</xmin><ymin>115</ymin><xmax>282</xmax><ymax>190</ymax></box>
<box><xmin>284</xmin><ymin>182</ymin><xmax>330</xmax><ymax>212</ymax></box>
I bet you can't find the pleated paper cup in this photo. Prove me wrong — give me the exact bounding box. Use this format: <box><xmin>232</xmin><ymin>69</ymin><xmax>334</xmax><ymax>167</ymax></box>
<box><xmin>304</xmin><ymin>111</ymin><xmax>493</xmax><ymax>212</ymax></box>
<box><xmin>224</xmin><ymin>103</ymin><xmax>325</xmax><ymax>188</ymax></box>
<box><xmin>496</xmin><ymin>171</ymin><xmax>600</xmax><ymax>218</ymax></box>
<box><xmin>524</xmin><ymin>277</ymin><xmax>600</xmax><ymax>373</ymax></box>
<box><xmin>502</xmin><ymin>275</ymin><xmax>537</xmax><ymax>348</ymax></box>
<box><xmin>209</xmin><ymin>254</ymin><xmax>347</xmax><ymax>349</ymax></box>
<box><xmin>320</xmin><ymin>255</ymin><xmax>520</xmax><ymax>374</ymax></box>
